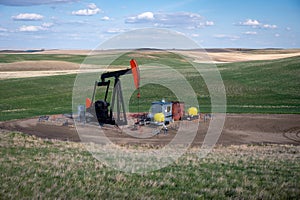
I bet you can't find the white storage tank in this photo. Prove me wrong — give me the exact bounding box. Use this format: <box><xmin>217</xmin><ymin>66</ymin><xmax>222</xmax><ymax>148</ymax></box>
<box><xmin>151</xmin><ymin>99</ymin><xmax>173</xmax><ymax>123</ymax></box>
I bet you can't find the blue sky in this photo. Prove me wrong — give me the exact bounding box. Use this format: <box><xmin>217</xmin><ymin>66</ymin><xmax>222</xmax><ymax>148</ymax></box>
<box><xmin>0</xmin><ymin>0</ymin><xmax>299</xmax><ymax>49</ymax></box>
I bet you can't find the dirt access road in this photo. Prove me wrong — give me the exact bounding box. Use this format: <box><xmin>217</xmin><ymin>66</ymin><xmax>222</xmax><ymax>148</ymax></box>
<box><xmin>1</xmin><ymin>114</ymin><xmax>299</xmax><ymax>146</ymax></box>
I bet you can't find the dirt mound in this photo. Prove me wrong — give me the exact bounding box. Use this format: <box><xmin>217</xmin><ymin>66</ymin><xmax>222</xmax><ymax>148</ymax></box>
<box><xmin>0</xmin><ymin>61</ymin><xmax>80</xmax><ymax>71</ymax></box>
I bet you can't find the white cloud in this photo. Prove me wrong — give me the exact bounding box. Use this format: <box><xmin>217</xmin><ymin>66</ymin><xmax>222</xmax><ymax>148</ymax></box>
<box><xmin>198</xmin><ymin>21</ymin><xmax>214</xmax><ymax>27</ymax></box>
<box><xmin>18</xmin><ymin>23</ymin><xmax>53</xmax><ymax>32</ymax></box>
<box><xmin>275</xmin><ymin>33</ymin><xmax>280</xmax><ymax>37</ymax></box>
<box><xmin>0</xmin><ymin>0</ymin><xmax>78</xmax><ymax>6</ymax></box>
<box><xmin>240</xmin><ymin>19</ymin><xmax>260</xmax><ymax>26</ymax></box>
<box><xmin>126</xmin><ymin>12</ymin><xmax>154</xmax><ymax>23</ymax></box>
<box><xmin>72</xmin><ymin>8</ymin><xmax>100</xmax><ymax>16</ymax></box>
<box><xmin>19</xmin><ymin>25</ymin><xmax>44</xmax><ymax>32</ymax></box>
<box><xmin>72</xmin><ymin>3</ymin><xmax>101</xmax><ymax>16</ymax></box>
<box><xmin>243</xmin><ymin>31</ymin><xmax>257</xmax><ymax>35</ymax></box>
<box><xmin>262</xmin><ymin>24</ymin><xmax>277</xmax><ymax>29</ymax></box>
<box><xmin>238</xmin><ymin>19</ymin><xmax>277</xmax><ymax>29</ymax></box>
<box><xmin>87</xmin><ymin>3</ymin><xmax>97</xmax><ymax>10</ymax></box>
<box><xmin>0</xmin><ymin>27</ymin><xmax>8</xmax><ymax>32</ymax></box>
<box><xmin>137</xmin><ymin>12</ymin><xmax>154</xmax><ymax>20</ymax></box>
<box><xmin>12</xmin><ymin>13</ymin><xmax>44</xmax><ymax>21</ymax></box>
<box><xmin>125</xmin><ymin>12</ymin><xmax>213</xmax><ymax>29</ymax></box>
<box><xmin>106</xmin><ymin>28</ymin><xmax>126</xmax><ymax>34</ymax></box>
<box><xmin>101</xmin><ymin>16</ymin><xmax>110</xmax><ymax>21</ymax></box>
<box><xmin>191</xmin><ymin>33</ymin><xmax>199</xmax><ymax>37</ymax></box>
<box><xmin>214</xmin><ymin>34</ymin><xmax>240</xmax><ymax>40</ymax></box>
<box><xmin>41</xmin><ymin>22</ymin><xmax>54</xmax><ymax>27</ymax></box>
<box><xmin>205</xmin><ymin>21</ymin><xmax>214</xmax><ymax>26</ymax></box>
<box><xmin>286</xmin><ymin>27</ymin><xmax>291</xmax><ymax>31</ymax></box>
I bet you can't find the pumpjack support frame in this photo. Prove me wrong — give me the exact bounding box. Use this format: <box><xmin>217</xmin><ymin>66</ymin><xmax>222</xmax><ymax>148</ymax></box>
<box><xmin>90</xmin><ymin>68</ymin><xmax>132</xmax><ymax>126</ymax></box>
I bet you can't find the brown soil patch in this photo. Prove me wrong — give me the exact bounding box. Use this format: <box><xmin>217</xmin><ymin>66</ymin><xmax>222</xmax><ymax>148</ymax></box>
<box><xmin>0</xmin><ymin>60</ymin><xmax>125</xmax><ymax>79</ymax></box>
<box><xmin>1</xmin><ymin>114</ymin><xmax>299</xmax><ymax>146</ymax></box>
<box><xmin>174</xmin><ymin>50</ymin><xmax>300</xmax><ymax>63</ymax></box>
<box><xmin>0</xmin><ymin>70</ymin><xmax>81</xmax><ymax>79</ymax></box>
<box><xmin>208</xmin><ymin>52</ymin><xmax>300</xmax><ymax>62</ymax></box>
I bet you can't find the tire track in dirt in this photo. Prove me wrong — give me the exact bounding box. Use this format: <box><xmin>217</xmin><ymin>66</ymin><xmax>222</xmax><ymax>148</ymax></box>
<box><xmin>283</xmin><ymin>127</ymin><xmax>300</xmax><ymax>144</ymax></box>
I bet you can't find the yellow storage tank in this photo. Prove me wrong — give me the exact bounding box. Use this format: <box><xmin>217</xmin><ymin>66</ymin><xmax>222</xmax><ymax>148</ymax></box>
<box><xmin>188</xmin><ymin>107</ymin><xmax>198</xmax><ymax>116</ymax></box>
<box><xmin>154</xmin><ymin>113</ymin><xmax>165</xmax><ymax>122</ymax></box>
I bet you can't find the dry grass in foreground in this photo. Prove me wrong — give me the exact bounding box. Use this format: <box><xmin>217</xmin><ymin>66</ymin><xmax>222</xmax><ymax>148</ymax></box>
<box><xmin>0</xmin><ymin>131</ymin><xmax>299</xmax><ymax>199</ymax></box>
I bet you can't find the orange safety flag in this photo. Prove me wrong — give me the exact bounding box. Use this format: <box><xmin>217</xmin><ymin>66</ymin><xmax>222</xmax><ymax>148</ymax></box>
<box><xmin>130</xmin><ymin>59</ymin><xmax>140</xmax><ymax>97</ymax></box>
<box><xmin>86</xmin><ymin>98</ymin><xmax>92</xmax><ymax>108</ymax></box>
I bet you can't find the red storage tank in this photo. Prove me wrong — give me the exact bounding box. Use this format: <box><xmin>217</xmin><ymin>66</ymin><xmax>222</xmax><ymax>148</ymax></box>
<box><xmin>172</xmin><ymin>101</ymin><xmax>184</xmax><ymax>121</ymax></box>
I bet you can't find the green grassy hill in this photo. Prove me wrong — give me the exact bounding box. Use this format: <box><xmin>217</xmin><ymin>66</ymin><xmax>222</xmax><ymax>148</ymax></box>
<box><xmin>0</xmin><ymin>53</ymin><xmax>299</xmax><ymax>121</ymax></box>
<box><xmin>219</xmin><ymin>56</ymin><xmax>300</xmax><ymax>113</ymax></box>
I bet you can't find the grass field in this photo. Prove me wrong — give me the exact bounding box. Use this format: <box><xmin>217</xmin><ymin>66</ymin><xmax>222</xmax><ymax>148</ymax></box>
<box><xmin>219</xmin><ymin>56</ymin><xmax>300</xmax><ymax>113</ymax></box>
<box><xmin>0</xmin><ymin>131</ymin><xmax>299</xmax><ymax>199</ymax></box>
<box><xmin>1</xmin><ymin>52</ymin><xmax>299</xmax><ymax>199</ymax></box>
<box><xmin>0</xmin><ymin>54</ymin><xmax>86</xmax><ymax>64</ymax></box>
<box><xmin>0</xmin><ymin>52</ymin><xmax>300</xmax><ymax>121</ymax></box>
<box><xmin>0</xmin><ymin>74</ymin><xmax>75</xmax><ymax>120</ymax></box>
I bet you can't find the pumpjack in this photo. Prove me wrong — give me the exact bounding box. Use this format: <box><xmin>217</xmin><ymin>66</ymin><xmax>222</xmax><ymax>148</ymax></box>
<box><xmin>86</xmin><ymin>59</ymin><xmax>140</xmax><ymax>126</ymax></box>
